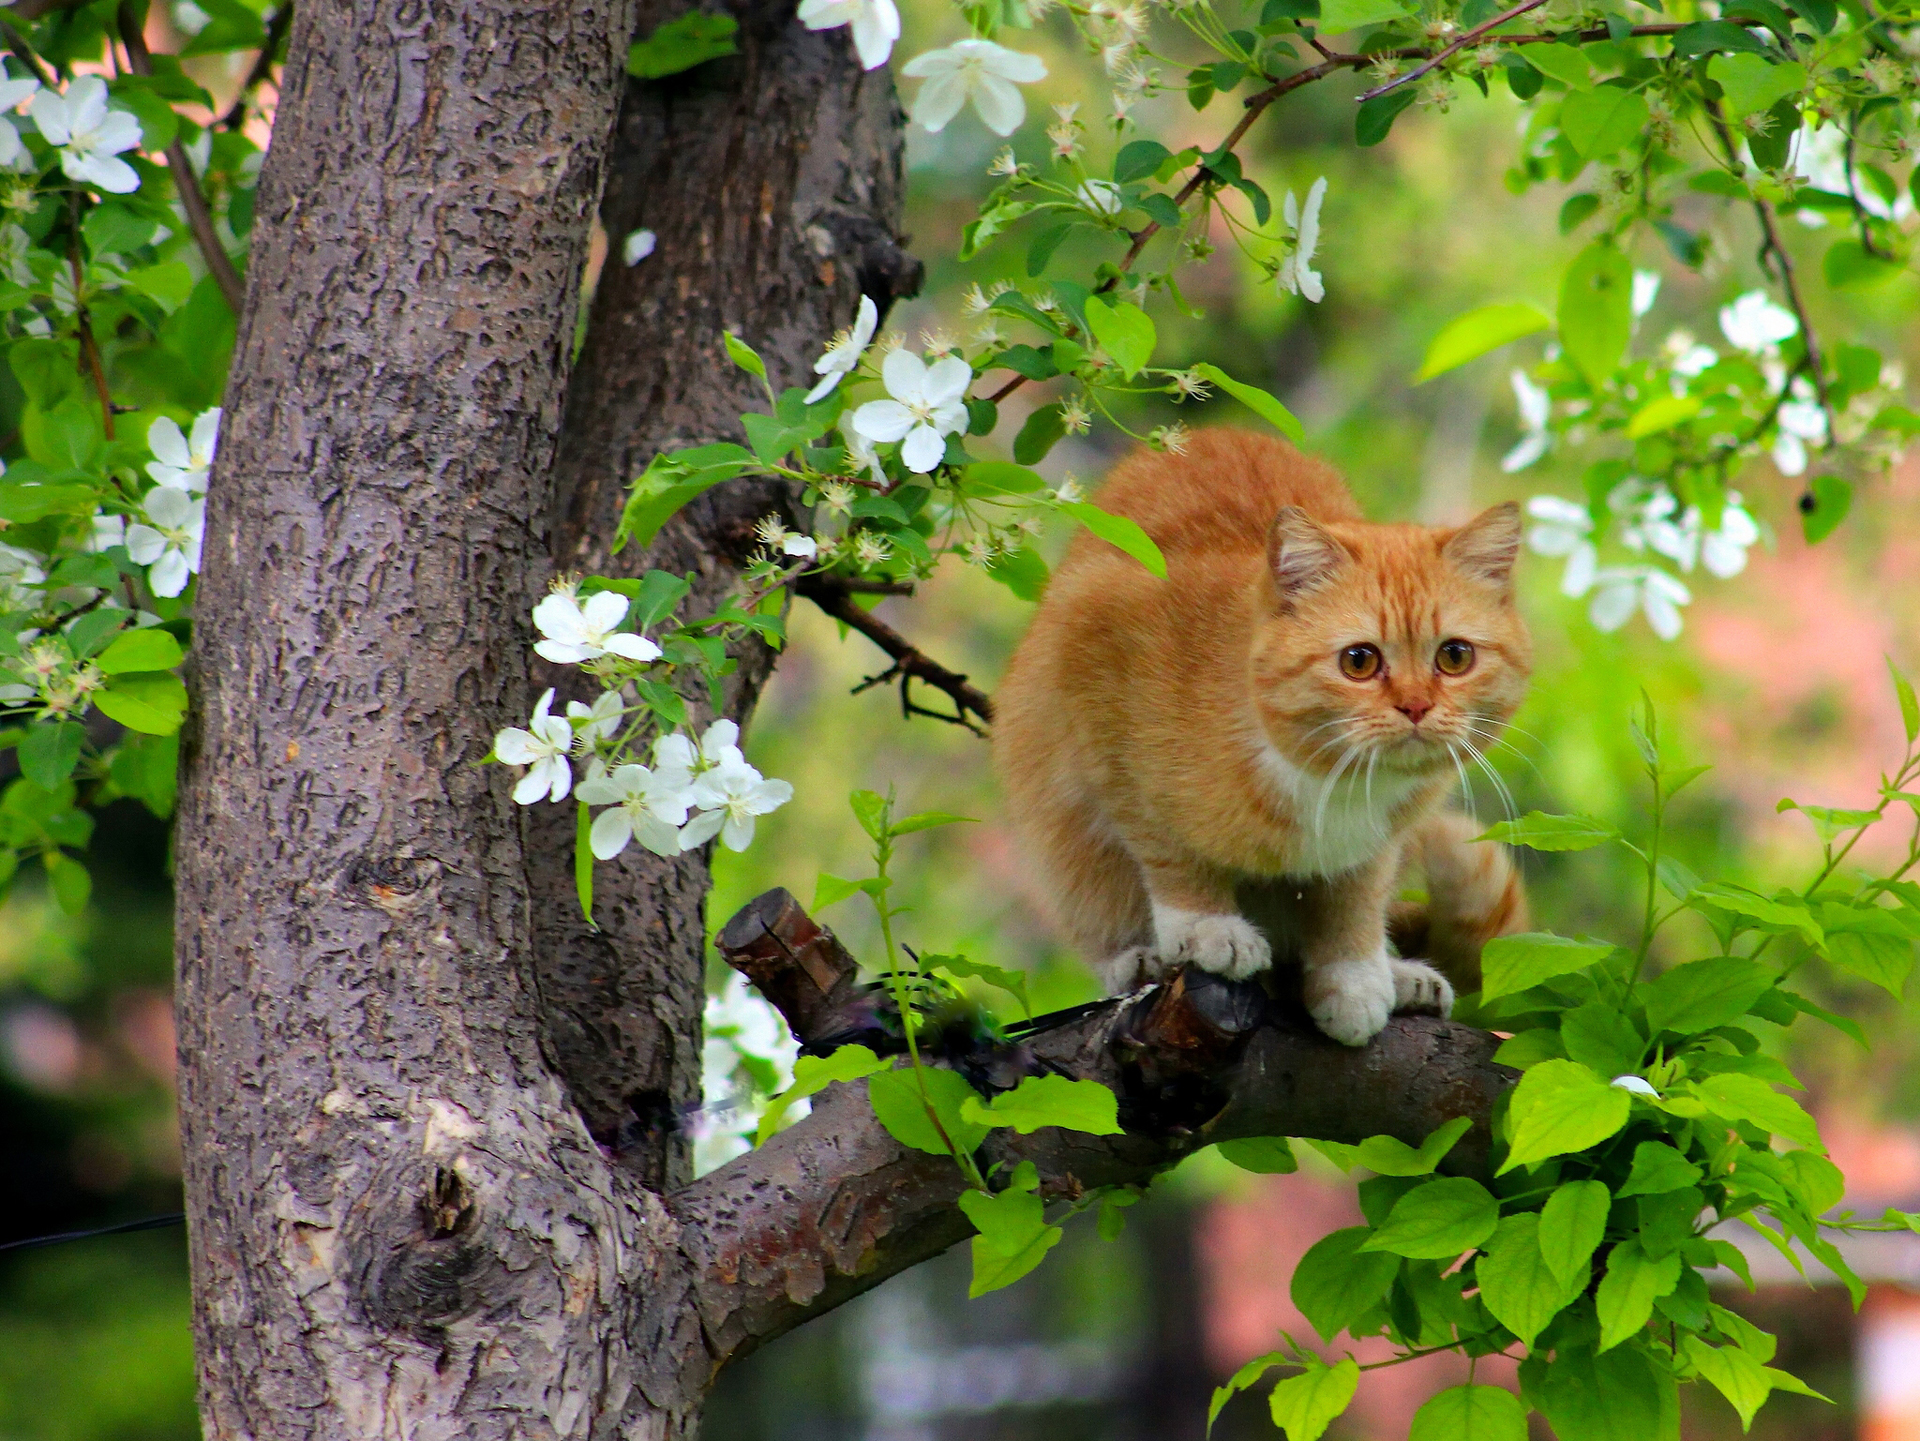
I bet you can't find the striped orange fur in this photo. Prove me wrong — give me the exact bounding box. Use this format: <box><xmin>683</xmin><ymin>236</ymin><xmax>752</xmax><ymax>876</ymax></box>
<box><xmin>993</xmin><ymin>428</ymin><xmax>1531</xmax><ymax>1045</ymax></box>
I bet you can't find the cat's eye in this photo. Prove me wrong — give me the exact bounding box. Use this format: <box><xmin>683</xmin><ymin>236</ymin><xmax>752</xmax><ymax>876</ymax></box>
<box><xmin>1435</xmin><ymin>639</ymin><xmax>1476</xmax><ymax>675</ymax></box>
<box><xmin>1338</xmin><ymin>644</ymin><xmax>1382</xmax><ymax>681</ymax></box>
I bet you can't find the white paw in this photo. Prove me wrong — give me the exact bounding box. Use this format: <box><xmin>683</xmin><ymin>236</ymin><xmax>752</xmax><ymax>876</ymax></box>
<box><xmin>1153</xmin><ymin>907</ymin><xmax>1272</xmax><ymax>980</ymax></box>
<box><xmin>1304</xmin><ymin>955</ymin><xmax>1395</xmax><ymax>1047</ymax></box>
<box><xmin>1095</xmin><ymin>945</ymin><xmax>1164</xmax><ymax>993</ymax></box>
<box><xmin>1391</xmin><ymin>958</ymin><xmax>1454</xmax><ymax>1018</ymax></box>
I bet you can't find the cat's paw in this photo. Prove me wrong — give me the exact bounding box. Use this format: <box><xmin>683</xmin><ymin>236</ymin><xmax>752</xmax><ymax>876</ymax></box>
<box><xmin>1096</xmin><ymin>945</ymin><xmax>1164</xmax><ymax>993</ymax></box>
<box><xmin>1390</xmin><ymin>958</ymin><xmax>1454</xmax><ymax>1018</ymax></box>
<box><xmin>1303</xmin><ymin>955</ymin><xmax>1395</xmax><ymax>1047</ymax></box>
<box><xmin>1155</xmin><ymin>909</ymin><xmax>1272</xmax><ymax>980</ymax></box>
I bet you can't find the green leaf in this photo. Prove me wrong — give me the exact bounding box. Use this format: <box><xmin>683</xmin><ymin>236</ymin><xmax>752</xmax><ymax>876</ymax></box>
<box><xmin>1671</xmin><ymin>18</ymin><xmax>1771</xmax><ymax>54</ymax></box>
<box><xmin>1644</xmin><ymin>955</ymin><xmax>1775</xmax><ymax>1035</ymax></box>
<box><xmin>1210</xmin><ymin>1351</ymin><xmax>1289</xmax><ymax>1434</ymax></box>
<box><xmin>1824</xmin><ymin>239</ymin><xmax>1904</xmax><ymax>291</ymax></box>
<box><xmin>1114</xmin><ymin>139</ymin><xmax>1172</xmax><ymax>183</ymax></box>
<box><xmin>1617</xmin><ymin>1140</ymin><xmax>1703</xmax><ymax>1197</ymax></box>
<box><xmin>722</xmin><ymin>331</ymin><xmax>767</xmax><ymax>380</ymax></box>
<box><xmin>616</xmin><ymin>449</ymin><xmax>756</xmax><ymax>552</ymax></box>
<box><xmin>1596</xmin><ymin>1237</ymin><xmax>1682</xmax><ymax>1350</ymax></box>
<box><xmin>889</xmin><ymin>810</ymin><xmax>977</xmax><ymax>836</ymax></box>
<box><xmin>1799</xmin><ymin>475</ymin><xmax>1850</xmax><ymax>544</ymax></box>
<box><xmin>125</xmin><ymin>262</ymin><xmax>195</xmax><ymax>314</ymax></box>
<box><xmin>94</xmin><ymin>628</ymin><xmax>184</xmax><ymax>675</ymax></box>
<box><xmin>1360</xmin><ymin>1176</ymin><xmax>1499</xmax><ymax>1259</ymax></box>
<box><xmin>986</xmin><ymin>545</ymin><xmax>1050</xmax><ymax>601</ymax></box>
<box><xmin>1537</xmin><ymin>1344</ymin><xmax>1673</xmax><ymax>1441</ymax></box>
<box><xmin>1683</xmin><ymin>1336</ymin><xmax>1776</xmax><ymax>1429</ymax></box>
<box><xmin>1818</xmin><ymin>904</ymin><xmax>1914</xmax><ymax>995</ymax></box>
<box><xmin>1268</xmin><ymin>1356</ymin><xmax>1359</xmax><ymax>1441</ymax></box>
<box><xmin>961</xmin><ymin>1169</ymin><xmax>1063</xmax><ymax>1296</ymax></box>
<box><xmin>1539</xmin><ymin>1179</ymin><xmax>1611</xmax><ymax>1288</ymax></box>
<box><xmin>811</xmin><ymin>871</ymin><xmax>871</xmax><ymax>910</ymax></box>
<box><xmin>1559</xmin><ymin>1002</ymin><xmax>1644</xmax><ymax>1077</ymax></box>
<box><xmin>962</xmin><ymin>460</ymin><xmax>1049</xmax><ymax>496</ymax></box>
<box><xmin>108</xmin><ymin>731</ymin><xmax>178</xmax><ymax>819</ymax></box>
<box><xmin>1559</xmin><ymin>86</ymin><xmax>1651</xmax><ymax>158</ymax></box>
<box><xmin>1351</xmin><ymin>1116</ymin><xmax>1473</xmax><ymax>1176</ymax></box>
<box><xmin>1409</xmin><ymin>1384</ymin><xmax>1527</xmax><ymax>1441</ymax></box>
<box><xmin>83</xmin><ymin>203</ymin><xmax>157</xmax><ymax>257</ymax></box>
<box><xmin>1688</xmin><ymin>883</ymin><xmax>1822</xmax><ymax>945</ymax></box>
<box><xmin>1475</xmin><ymin>811</ymin><xmax>1619</xmax><ymax>851</ymax></box>
<box><xmin>1493</xmin><ymin>1028</ymin><xmax>1566</xmax><ymax>1069</ymax></box>
<box><xmin>1082</xmin><ymin>297</ymin><xmax>1156</xmax><ymax>378</ymax></box>
<box><xmin>1475</xmin><ymin>1212</ymin><xmax>1583</xmax><ymax>1346</ymax></box>
<box><xmin>1692</xmin><ymin>1073</ymin><xmax>1822</xmax><ymax>1149</ymax></box>
<box><xmin>928</xmin><ymin>953</ymin><xmax>1032</xmax><ymax>1016</ymax></box>
<box><xmin>575</xmin><ymin>800</ymin><xmax>594</xmax><ymax>921</ymax></box>
<box><xmin>1057</xmin><ymin>501</ymin><xmax>1168</xmax><ymax>578</ymax></box>
<box><xmin>1558</xmin><ymin>242</ymin><xmax>1635</xmax><ymax>385</ymax></box>
<box><xmin>849</xmin><ymin>788</ymin><xmax>889</xmax><ymax>841</ymax></box>
<box><xmin>1626</xmin><ymin>394</ymin><xmax>1702</xmax><ymax>438</ymax></box>
<box><xmin>867</xmin><ymin>1064</ymin><xmax>992</xmax><ymax>1156</ymax></box>
<box><xmin>1888</xmin><ymin>658</ymin><xmax>1918</xmax><ymax>745</ymax></box>
<box><xmin>627</xmin><ymin>11</ymin><xmax>739</xmax><ymax>77</ymax></box>
<box><xmin>1192</xmin><ymin>363</ymin><xmax>1304</xmax><ymax>442</ymax></box>
<box><xmin>43</xmin><ymin>850</ymin><xmax>90</xmax><ymax>916</ymax></box>
<box><xmin>1522</xmin><ymin>43</ymin><xmax>1594</xmax><ymax>90</ymax></box>
<box><xmin>175</xmin><ymin>0</ymin><xmax>268</xmax><ymax>54</ymax></box>
<box><xmin>1480</xmin><ymin>932</ymin><xmax>1613</xmax><ymax>1001</ymax></box>
<box><xmin>960</xmin><ymin>1073</ymin><xmax>1122</xmax><ymax>1135</ymax></box>
<box><xmin>1318</xmin><ymin>0</ymin><xmax>1408</xmax><ymax>25</ymax></box>
<box><xmin>1706</xmin><ymin>54</ymin><xmax>1805</xmax><ymax>119</ymax></box>
<box><xmin>1500</xmin><ymin>1059</ymin><xmax>1631</xmax><ymax>1173</ymax></box>
<box><xmin>1216</xmin><ymin>1136</ymin><xmax>1299</xmax><ymax>1173</ymax></box>
<box><xmin>20</xmin><ymin>722</ymin><xmax>85</xmax><ymax>791</ymax></box>
<box><xmin>1355</xmin><ymin>87</ymin><xmax>1417</xmax><ymax>146</ymax></box>
<box><xmin>0</xmin><ymin>481</ymin><xmax>98</xmax><ymax>523</ymax></box>
<box><xmin>755</xmin><ymin>1045</ymin><xmax>888</xmax><ymax>1145</ymax></box>
<box><xmin>1291</xmin><ymin>1226</ymin><xmax>1400</xmax><ymax>1340</ymax></box>
<box><xmin>1415</xmin><ymin>303</ymin><xmax>1552</xmax><ymax>383</ymax></box>
<box><xmin>1012</xmin><ymin>403</ymin><xmax>1068</xmax><ymax>464</ymax></box>
<box><xmin>95</xmin><ymin>671</ymin><xmax>189</xmax><ymax>736</ymax></box>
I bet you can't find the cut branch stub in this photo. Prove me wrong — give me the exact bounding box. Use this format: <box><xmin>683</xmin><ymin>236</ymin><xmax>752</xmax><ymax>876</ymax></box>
<box><xmin>715</xmin><ymin>886</ymin><xmax>900</xmax><ymax>1053</ymax></box>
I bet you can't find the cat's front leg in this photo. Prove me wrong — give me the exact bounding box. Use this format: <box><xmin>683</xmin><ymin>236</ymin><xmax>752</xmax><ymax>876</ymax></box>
<box><xmin>1297</xmin><ymin>854</ymin><xmax>1453</xmax><ymax>1046</ymax></box>
<box><xmin>1139</xmin><ymin>861</ymin><xmax>1272</xmax><ymax>981</ymax></box>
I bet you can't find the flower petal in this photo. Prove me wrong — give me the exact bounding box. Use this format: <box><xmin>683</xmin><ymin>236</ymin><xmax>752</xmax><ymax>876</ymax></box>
<box><xmin>679</xmin><ymin>809</ymin><xmax>726</xmax><ymax>850</ymax></box>
<box><xmin>921</xmin><ymin>354</ymin><xmax>973</xmax><ymax>408</ymax></box>
<box><xmin>850</xmin><ymin>398</ymin><xmax>915</xmax><ymax>443</ymax></box>
<box><xmin>532</xmin><ymin>592</ymin><xmax>587</xmax><ymax>643</ymax></box>
<box><xmin>900</xmin><ymin>423</ymin><xmax>945</xmax><ymax>473</ymax></box>
<box><xmin>582</xmin><ymin>589</ymin><xmax>631</xmax><ymax>633</ymax></box>
<box><xmin>909</xmin><ymin>68</ymin><xmax>969</xmax><ymax>133</ymax></box>
<box><xmin>590</xmin><ymin>807</ymin><xmax>634</xmax><ymax>859</ymax></box>
<box><xmin>970</xmin><ymin>74</ymin><xmax>1026</xmax><ymax>137</ymax></box>
<box><xmin>602</xmin><ymin>632</ymin><xmax>662</xmax><ymax>662</ymax></box>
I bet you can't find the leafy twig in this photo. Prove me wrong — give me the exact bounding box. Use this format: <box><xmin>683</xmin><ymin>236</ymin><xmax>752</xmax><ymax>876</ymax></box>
<box><xmin>116</xmin><ymin>3</ymin><xmax>246</xmax><ymax>314</ymax></box>
<box><xmin>1355</xmin><ymin>0</ymin><xmax>1551</xmax><ymax>102</ymax></box>
<box><xmin>219</xmin><ymin>3</ymin><xmax>293</xmax><ymax>131</ymax></box>
<box><xmin>795</xmin><ymin>573</ymin><xmax>993</xmax><ymax>733</ymax></box>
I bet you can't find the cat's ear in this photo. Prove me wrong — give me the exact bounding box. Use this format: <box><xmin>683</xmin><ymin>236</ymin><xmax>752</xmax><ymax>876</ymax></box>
<box><xmin>1444</xmin><ymin>501</ymin><xmax>1522</xmax><ymax>589</ymax></box>
<box><xmin>1268</xmin><ymin>506</ymin><xmax>1350</xmax><ymax>604</ymax></box>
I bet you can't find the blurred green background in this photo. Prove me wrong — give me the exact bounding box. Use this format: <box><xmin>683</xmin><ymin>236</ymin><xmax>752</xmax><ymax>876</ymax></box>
<box><xmin>10</xmin><ymin>0</ymin><xmax>1920</xmax><ymax>1435</ymax></box>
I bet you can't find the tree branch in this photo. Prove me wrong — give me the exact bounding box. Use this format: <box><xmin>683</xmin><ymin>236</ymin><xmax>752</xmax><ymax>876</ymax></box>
<box><xmin>675</xmin><ymin>889</ymin><xmax>1513</xmax><ymax>1367</ymax></box>
<box><xmin>794</xmin><ymin>572</ymin><xmax>994</xmax><ymax>734</ymax></box>
<box><xmin>218</xmin><ymin>2</ymin><xmax>293</xmax><ymax>131</ymax></box>
<box><xmin>1355</xmin><ymin>0</ymin><xmax>1550</xmax><ymax>101</ymax></box>
<box><xmin>116</xmin><ymin>4</ymin><xmax>246</xmax><ymax>315</ymax></box>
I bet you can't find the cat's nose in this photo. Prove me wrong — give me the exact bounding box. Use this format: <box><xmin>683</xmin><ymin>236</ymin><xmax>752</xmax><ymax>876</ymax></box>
<box><xmin>1396</xmin><ymin>700</ymin><xmax>1434</xmax><ymax>725</ymax></box>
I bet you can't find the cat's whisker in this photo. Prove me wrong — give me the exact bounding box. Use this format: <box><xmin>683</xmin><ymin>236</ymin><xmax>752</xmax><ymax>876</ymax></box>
<box><xmin>1460</xmin><ymin>722</ymin><xmax>1542</xmax><ymax>779</ymax></box>
<box><xmin>1445</xmin><ymin>742</ymin><xmax>1478</xmax><ymax>823</ymax></box>
<box><xmin>1459</xmin><ymin>737</ymin><xmax>1518</xmax><ymax>825</ymax></box>
<box><xmin>1364</xmin><ymin>749</ymin><xmax>1388</xmax><ymax>839</ymax></box>
<box><xmin>1315</xmin><ymin>741</ymin><xmax>1365</xmax><ymax>837</ymax></box>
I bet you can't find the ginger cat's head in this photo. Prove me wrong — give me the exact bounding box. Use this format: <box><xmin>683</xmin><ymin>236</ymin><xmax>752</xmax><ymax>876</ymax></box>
<box><xmin>1248</xmin><ymin>503</ymin><xmax>1531</xmax><ymax>782</ymax></box>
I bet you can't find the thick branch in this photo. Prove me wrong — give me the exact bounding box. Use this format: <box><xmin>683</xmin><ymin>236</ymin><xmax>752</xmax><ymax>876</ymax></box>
<box><xmin>674</xmin><ymin>890</ymin><xmax>1513</xmax><ymax>1367</ymax></box>
<box><xmin>795</xmin><ymin>572</ymin><xmax>994</xmax><ymax>733</ymax></box>
<box><xmin>117</xmin><ymin>5</ymin><xmax>246</xmax><ymax>314</ymax></box>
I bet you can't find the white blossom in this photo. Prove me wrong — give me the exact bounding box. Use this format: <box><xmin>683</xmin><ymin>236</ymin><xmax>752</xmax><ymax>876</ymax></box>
<box><xmin>1611</xmin><ymin>1074</ymin><xmax>1659</xmax><ymax>1097</ymax></box>
<box><xmin>1502</xmin><ymin>370</ymin><xmax>1552</xmax><ymax>472</ymax></box>
<box><xmin>1631</xmin><ymin>269</ymin><xmax>1661</xmax><ymax>319</ymax></box>
<box><xmin>125</xmin><ymin>485</ymin><xmax>203</xmax><ymax>598</ymax></box>
<box><xmin>1076</xmin><ymin>179</ymin><xmax>1124</xmax><ymax>216</ymax></box>
<box><xmin>494</xmin><ymin>688</ymin><xmax>575</xmax><ymax>804</ymax></box>
<box><xmin>656</xmin><ymin>718</ymin><xmax>745</xmax><ymax>777</ymax></box>
<box><xmin>805</xmin><ymin>294</ymin><xmax>877</xmax><ymax>403</ymax></box>
<box><xmin>622</xmin><ymin>228</ymin><xmax>656</xmax><ymax>265</ymax></box>
<box><xmin>782</xmin><ymin>533</ymin><xmax>819</xmax><ymax>559</ymax></box>
<box><xmin>0</xmin><ymin>78</ymin><xmax>40</xmax><ymax>169</ymax></box>
<box><xmin>531</xmin><ymin>590</ymin><xmax>662</xmax><ymax>665</ymax></box>
<box><xmin>849</xmin><ymin>348</ymin><xmax>971</xmax><ymax>473</ymax></box>
<box><xmin>30</xmin><ymin>77</ymin><xmax>142</xmax><ymax>194</ymax></box>
<box><xmin>901</xmin><ymin>40</ymin><xmax>1048</xmax><ymax>137</ymax></box>
<box><xmin>680</xmin><ymin>753</ymin><xmax>794</xmax><ymax>852</ymax></box>
<box><xmin>1699</xmin><ymin>496</ymin><xmax>1761</xmax><ymax>578</ymax></box>
<box><xmin>797</xmin><ymin>0</ymin><xmax>901</xmax><ymax>70</ymax></box>
<box><xmin>1277</xmin><ymin>177</ymin><xmax>1326</xmax><ymax>304</ymax></box>
<box><xmin>1718</xmin><ymin>290</ymin><xmax>1798</xmax><ymax>354</ymax></box>
<box><xmin>1588</xmin><ymin>565</ymin><xmax>1690</xmax><ymax>640</ymax></box>
<box><xmin>566</xmin><ymin>689</ymin><xmax>625</xmax><ymax>751</ymax></box>
<box><xmin>1525</xmin><ymin>495</ymin><xmax>1596</xmax><ymax>597</ymax></box>
<box><xmin>576</xmin><ymin>759</ymin><xmax>697</xmax><ymax>859</ymax></box>
<box><xmin>147</xmin><ymin>408</ymin><xmax>219</xmax><ymax>492</ymax></box>
<box><xmin>1663</xmin><ymin>329</ymin><xmax>1719</xmax><ymax>382</ymax></box>
<box><xmin>696</xmin><ymin>973</ymin><xmax>802</xmax><ymax>1174</ymax></box>
<box><xmin>1772</xmin><ymin>394</ymin><xmax>1827</xmax><ymax>477</ymax></box>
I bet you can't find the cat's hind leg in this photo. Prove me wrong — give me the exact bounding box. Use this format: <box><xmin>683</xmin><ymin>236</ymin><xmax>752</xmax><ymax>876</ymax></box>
<box><xmin>1016</xmin><ymin>793</ymin><xmax>1160</xmax><ymax>992</ymax></box>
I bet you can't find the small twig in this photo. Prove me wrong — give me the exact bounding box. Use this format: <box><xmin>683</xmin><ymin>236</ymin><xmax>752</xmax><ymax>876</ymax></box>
<box><xmin>1356</xmin><ymin>0</ymin><xmax>1550</xmax><ymax>102</ymax></box>
<box><xmin>1704</xmin><ymin>97</ymin><xmax>1833</xmax><ymax>439</ymax></box>
<box><xmin>795</xmin><ymin>574</ymin><xmax>993</xmax><ymax>733</ymax></box>
<box><xmin>68</xmin><ymin>196</ymin><xmax>113</xmax><ymax>441</ymax></box>
<box><xmin>0</xmin><ymin>19</ymin><xmax>56</xmax><ymax>88</ymax></box>
<box><xmin>218</xmin><ymin>3</ymin><xmax>292</xmax><ymax>131</ymax></box>
<box><xmin>831</xmin><ymin>576</ymin><xmax>917</xmax><ymax>595</ymax></box>
<box><xmin>116</xmin><ymin>4</ymin><xmax>246</xmax><ymax>315</ymax></box>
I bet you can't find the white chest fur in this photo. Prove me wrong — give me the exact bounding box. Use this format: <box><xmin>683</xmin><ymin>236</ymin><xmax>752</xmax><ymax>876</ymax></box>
<box><xmin>1254</xmin><ymin>742</ymin><xmax>1423</xmax><ymax>877</ymax></box>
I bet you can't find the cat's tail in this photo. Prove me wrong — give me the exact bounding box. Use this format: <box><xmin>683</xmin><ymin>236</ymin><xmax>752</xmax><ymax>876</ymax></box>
<box><xmin>1387</xmin><ymin>810</ymin><xmax>1528</xmax><ymax>993</ymax></box>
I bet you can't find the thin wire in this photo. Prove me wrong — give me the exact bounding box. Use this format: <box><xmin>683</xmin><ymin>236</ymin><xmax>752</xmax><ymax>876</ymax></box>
<box><xmin>0</xmin><ymin>1211</ymin><xmax>185</xmax><ymax>1255</ymax></box>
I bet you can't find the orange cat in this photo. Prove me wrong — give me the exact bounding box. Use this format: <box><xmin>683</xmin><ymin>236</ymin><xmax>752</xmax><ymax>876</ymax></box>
<box><xmin>994</xmin><ymin>429</ymin><xmax>1531</xmax><ymax>1046</ymax></box>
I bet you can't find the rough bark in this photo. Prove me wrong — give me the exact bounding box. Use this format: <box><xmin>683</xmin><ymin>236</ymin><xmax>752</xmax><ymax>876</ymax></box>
<box><xmin>521</xmin><ymin>0</ymin><xmax>919</xmax><ymax>1189</ymax></box>
<box><xmin>171</xmin><ymin>0</ymin><xmax>670</xmax><ymax>1434</ymax></box>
